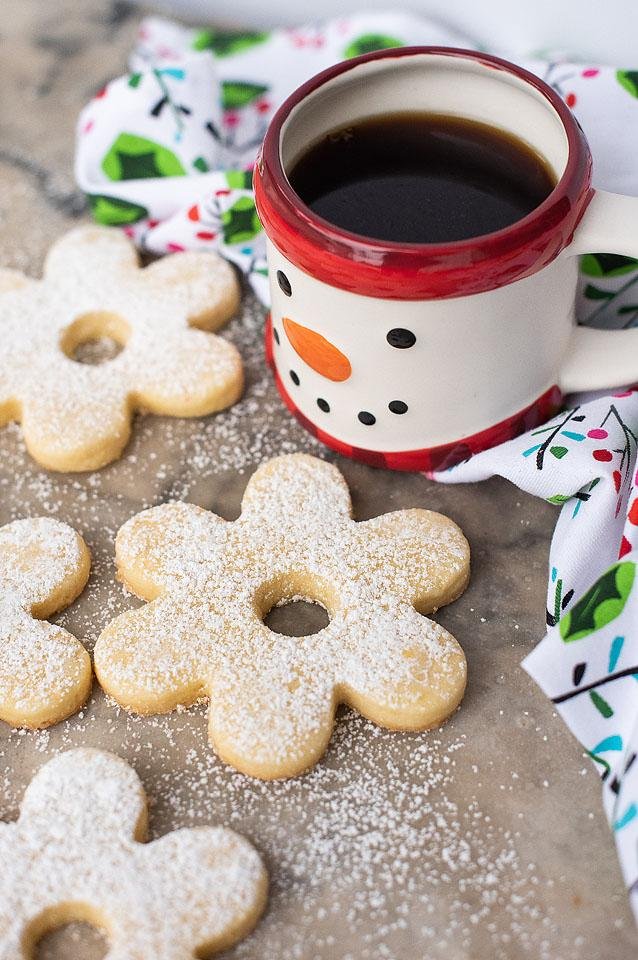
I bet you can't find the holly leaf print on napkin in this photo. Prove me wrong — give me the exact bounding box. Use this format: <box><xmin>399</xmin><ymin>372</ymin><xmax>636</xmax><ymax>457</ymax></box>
<box><xmin>617</xmin><ymin>70</ymin><xmax>638</xmax><ymax>98</ymax></box>
<box><xmin>343</xmin><ymin>33</ymin><xmax>403</xmax><ymax>58</ymax></box>
<box><xmin>221</xmin><ymin>81</ymin><xmax>269</xmax><ymax>111</ymax></box>
<box><xmin>192</xmin><ymin>29</ymin><xmax>269</xmax><ymax>57</ymax></box>
<box><xmin>102</xmin><ymin>133</ymin><xmax>186</xmax><ymax>181</ymax></box>
<box><xmin>89</xmin><ymin>195</ymin><xmax>149</xmax><ymax>226</ymax></box>
<box><xmin>559</xmin><ymin>562</ymin><xmax>636</xmax><ymax>643</ymax></box>
<box><xmin>221</xmin><ymin>196</ymin><xmax>261</xmax><ymax>244</ymax></box>
<box><xmin>582</xmin><ymin>253</ymin><xmax>638</xmax><ymax>278</ymax></box>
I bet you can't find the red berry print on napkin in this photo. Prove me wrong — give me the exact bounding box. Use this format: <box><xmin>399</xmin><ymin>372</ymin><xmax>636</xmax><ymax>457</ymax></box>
<box><xmin>619</xmin><ymin>536</ymin><xmax>632</xmax><ymax>558</ymax></box>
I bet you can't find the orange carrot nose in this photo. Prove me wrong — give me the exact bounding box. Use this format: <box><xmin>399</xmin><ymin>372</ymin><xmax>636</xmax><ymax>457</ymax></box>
<box><xmin>282</xmin><ymin>318</ymin><xmax>352</xmax><ymax>382</ymax></box>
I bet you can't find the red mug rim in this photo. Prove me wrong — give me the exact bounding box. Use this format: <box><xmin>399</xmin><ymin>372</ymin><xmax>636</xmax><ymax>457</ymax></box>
<box><xmin>254</xmin><ymin>45</ymin><xmax>594</xmax><ymax>300</ymax></box>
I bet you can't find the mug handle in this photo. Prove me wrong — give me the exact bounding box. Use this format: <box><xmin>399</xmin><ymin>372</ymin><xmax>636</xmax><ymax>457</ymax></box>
<box><xmin>558</xmin><ymin>189</ymin><xmax>638</xmax><ymax>392</ymax></box>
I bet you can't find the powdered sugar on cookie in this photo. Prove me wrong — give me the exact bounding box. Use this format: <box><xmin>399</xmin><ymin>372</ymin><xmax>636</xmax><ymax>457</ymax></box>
<box><xmin>0</xmin><ymin>225</ymin><xmax>243</xmax><ymax>472</ymax></box>
<box><xmin>0</xmin><ymin>517</ymin><xmax>92</xmax><ymax>728</ymax></box>
<box><xmin>95</xmin><ymin>453</ymin><xmax>470</xmax><ymax>779</ymax></box>
<box><xmin>0</xmin><ymin>748</ymin><xmax>267</xmax><ymax>958</ymax></box>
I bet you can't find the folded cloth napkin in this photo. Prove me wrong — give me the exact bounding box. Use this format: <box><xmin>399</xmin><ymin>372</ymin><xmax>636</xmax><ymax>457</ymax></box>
<box><xmin>75</xmin><ymin>12</ymin><xmax>638</xmax><ymax>921</ymax></box>
<box><xmin>437</xmin><ymin>391</ymin><xmax>638</xmax><ymax>917</ymax></box>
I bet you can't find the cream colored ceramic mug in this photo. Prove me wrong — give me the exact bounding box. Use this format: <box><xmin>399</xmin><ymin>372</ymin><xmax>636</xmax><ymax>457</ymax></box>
<box><xmin>254</xmin><ymin>46</ymin><xmax>638</xmax><ymax>471</ymax></box>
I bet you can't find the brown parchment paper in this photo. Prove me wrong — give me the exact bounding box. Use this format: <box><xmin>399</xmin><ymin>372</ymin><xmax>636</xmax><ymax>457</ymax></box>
<box><xmin>0</xmin><ymin>2</ymin><xmax>636</xmax><ymax>958</ymax></box>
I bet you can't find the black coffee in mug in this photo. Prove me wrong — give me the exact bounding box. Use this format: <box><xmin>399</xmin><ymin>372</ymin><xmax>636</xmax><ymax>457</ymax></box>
<box><xmin>288</xmin><ymin>112</ymin><xmax>556</xmax><ymax>244</ymax></box>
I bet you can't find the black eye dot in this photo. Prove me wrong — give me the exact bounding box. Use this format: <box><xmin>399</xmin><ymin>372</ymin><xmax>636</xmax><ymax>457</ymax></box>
<box><xmin>358</xmin><ymin>410</ymin><xmax>376</xmax><ymax>426</ymax></box>
<box><xmin>277</xmin><ymin>270</ymin><xmax>292</xmax><ymax>297</ymax></box>
<box><xmin>389</xmin><ymin>400</ymin><xmax>408</xmax><ymax>414</ymax></box>
<box><xmin>273</xmin><ymin>327</ymin><xmax>280</xmax><ymax>345</ymax></box>
<box><xmin>317</xmin><ymin>398</ymin><xmax>330</xmax><ymax>413</ymax></box>
<box><xmin>387</xmin><ymin>328</ymin><xmax>416</xmax><ymax>349</ymax></box>
<box><xmin>289</xmin><ymin>369</ymin><xmax>300</xmax><ymax>386</ymax></box>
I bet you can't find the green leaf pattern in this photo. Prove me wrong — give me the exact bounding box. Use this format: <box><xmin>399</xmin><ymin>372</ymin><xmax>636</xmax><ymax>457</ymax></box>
<box><xmin>101</xmin><ymin>133</ymin><xmax>186</xmax><ymax>181</ymax></box>
<box><xmin>559</xmin><ymin>563</ymin><xmax>636</xmax><ymax>643</ymax></box>
<box><xmin>582</xmin><ymin>254</ymin><xmax>638</xmax><ymax>278</ymax></box>
<box><xmin>221</xmin><ymin>197</ymin><xmax>261</xmax><ymax>244</ymax></box>
<box><xmin>221</xmin><ymin>81</ymin><xmax>269</xmax><ymax>111</ymax></box>
<box><xmin>89</xmin><ymin>194</ymin><xmax>148</xmax><ymax>226</ymax></box>
<box><xmin>343</xmin><ymin>33</ymin><xmax>404</xmax><ymax>58</ymax></box>
<box><xmin>580</xmin><ymin>253</ymin><xmax>638</xmax><ymax>328</ymax></box>
<box><xmin>192</xmin><ymin>29</ymin><xmax>268</xmax><ymax>57</ymax></box>
<box><xmin>617</xmin><ymin>70</ymin><xmax>638</xmax><ymax>98</ymax></box>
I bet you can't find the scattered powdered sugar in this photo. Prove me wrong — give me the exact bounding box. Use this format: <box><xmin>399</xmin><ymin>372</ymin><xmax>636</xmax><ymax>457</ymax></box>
<box><xmin>0</xmin><ymin>225</ymin><xmax>242</xmax><ymax>471</ymax></box>
<box><xmin>94</xmin><ymin>453</ymin><xmax>470</xmax><ymax>779</ymax></box>
<box><xmin>0</xmin><ymin>275</ymin><xmax>319</xmax><ymax>512</ymax></box>
<box><xmin>0</xmin><ymin>280</ymin><xmax>630</xmax><ymax>958</ymax></box>
<box><xmin>0</xmin><ymin>516</ymin><xmax>86</xmax><ymax>609</ymax></box>
<box><xmin>0</xmin><ymin>748</ymin><xmax>266</xmax><ymax>957</ymax></box>
<box><xmin>0</xmin><ymin>705</ymin><xmax>584</xmax><ymax>960</ymax></box>
<box><xmin>0</xmin><ymin>518</ymin><xmax>91</xmax><ymax>723</ymax></box>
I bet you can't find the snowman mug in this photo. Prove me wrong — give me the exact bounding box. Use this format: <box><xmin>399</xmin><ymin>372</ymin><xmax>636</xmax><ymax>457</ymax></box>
<box><xmin>254</xmin><ymin>46</ymin><xmax>638</xmax><ymax>471</ymax></box>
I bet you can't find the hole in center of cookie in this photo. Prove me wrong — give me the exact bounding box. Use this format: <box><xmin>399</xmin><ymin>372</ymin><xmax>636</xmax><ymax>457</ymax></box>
<box><xmin>32</xmin><ymin>918</ymin><xmax>109</xmax><ymax>960</ymax></box>
<box><xmin>255</xmin><ymin>573</ymin><xmax>335</xmax><ymax>637</ymax></box>
<box><xmin>60</xmin><ymin>311</ymin><xmax>130</xmax><ymax>366</ymax></box>
<box><xmin>264</xmin><ymin>598</ymin><xmax>330</xmax><ymax>637</ymax></box>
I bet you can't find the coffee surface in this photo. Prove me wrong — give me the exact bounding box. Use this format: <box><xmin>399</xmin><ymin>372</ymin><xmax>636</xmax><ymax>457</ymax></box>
<box><xmin>289</xmin><ymin>112</ymin><xmax>556</xmax><ymax>243</ymax></box>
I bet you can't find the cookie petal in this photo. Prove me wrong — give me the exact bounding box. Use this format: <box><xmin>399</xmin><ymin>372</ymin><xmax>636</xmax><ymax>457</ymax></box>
<box><xmin>0</xmin><ymin>611</ymin><xmax>92</xmax><ymax>728</ymax></box>
<box><xmin>0</xmin><ymin>227</ymin><xmax>245</xmax><ymax>473</ymax></box>
<box><xmin>44</xmin><ymin>225</ymin><xmax>138</xmax><ymax>288</ymax></box>
<box><xmin>1</xmin><ymin>750</ymin><xmax>267</xmax><ymax>960</ymax></box>
<box><xmin>142</xmin><ymin>250</ymin><xmax>240</xmax><ymax>331</ymax></box>
<box><xmin>359</xmin><ymin>509</ymin><xmax>470</xmax><ymax>613</ymax></box>
<box><xmin>339</xmin><ymin>603</ymin><xmax>467</xmax><ymax>730</ymax></box>
<box><xmin>20</xmin><ymin>749</ymin><xmax>147</xmax><ymax>842</ymax></box>
<box><xmin>0</xmin><ymin>279</ymin><xmax>36</xmax><ymax>408</ymax></box>
<box><xmin>241</xmin><ymin>453</ymin><xmax>352</xmax><ymax>525</ymax></box>
<box><xmin>116</xmin><ymin>502</ymin><xmax>227</xmax><ymax>600</ymax></box>
<box><xmin>209</xmin><ymin>654</ymin><xmax>336</xmax><ymax>779</ymax></box>
<box><xmin>94</xmin><ymin>596</ymin><xmax>210</xmax><ymax>714</ymax></box>
<box><xmin>0</xmin><ymin>517</ymin><xmax>90</xmax><ymax>615</ymax></box>
<box><xmin>130</xmin><ymin>327</ymin><xmax>243</xmax><ymax>417</ymax></box>
<box><xmin>20</xmin><ymin>385</ymin><xmax>132</xmax><ymax>471</ymax></box>
<box><xmin>133</xmin><ymin>828</ymin><xmax>267</xmax><ymax>958</ymax></box>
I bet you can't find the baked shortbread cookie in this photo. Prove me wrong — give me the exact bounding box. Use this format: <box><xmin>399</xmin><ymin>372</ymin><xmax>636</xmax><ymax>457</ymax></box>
<box><xmin>0</xmin><ymin>517</ymin><xmax>92</xmax><ymax>728</ymax></box>
<box><xmin>0</xmin><ymin>225</ymin><xmax>242</xmax><ymax>472</ymax></box>
<box><xmin>0</xmin><ymin>749</ymin><xmax>267</xmax><ymax>958</ymax></box>
<box><xmin>95</xmin><ymin>453</ymin><xmax>470</xmax><ymax>780</ymax></box>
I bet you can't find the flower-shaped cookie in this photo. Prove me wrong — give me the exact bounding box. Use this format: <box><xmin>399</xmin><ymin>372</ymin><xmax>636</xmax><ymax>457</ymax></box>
<box><xmin>0</xmin><ymin>517</ymin><xmax>92</xmax><ymax>728</ymax></box>
<box><xmin>95</xmin><ymin>453</ymin><xmax>470</xmax><ymax>779</ymax></box>
<box><xmin>0</xmin><ymin>749</ymin><xmax>267</xmax><ymax>958</ymax></box>
<box><xmin>0</xmin><ymin>225</ymin><xmax>242</xmax><ymax>471</ymax></box>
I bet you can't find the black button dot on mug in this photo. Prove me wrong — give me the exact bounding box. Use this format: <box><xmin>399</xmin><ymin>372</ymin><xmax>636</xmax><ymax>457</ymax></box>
<box><xmin>277</xmin><ymin>270</ymin><xmax>292</xmax><ymax>297</ymax></box>
<box><xmin>389</xmin><ymin>400</ymin><xmax>408</xmax><ymax>414</ymax></box>
<box><xmin>273</xmin><ymin>327</ymin><xmax>280</xmax><ymax>345</ymax></box>
<box><xmin>317</xmin><ymin>398</ymin><xmax>330</xmax><ymax>413</ymax></box>
<box><xmin>386</xmin><ymin>328</ymin><xmax>416</xmax><ymax>349</ymax></box>
<box><xmin>290</xmin><ymin>370</ymin><xmax>300</xmax><ymax>386</ymax></box>
<box><xmin>358</xmin><ymin>410</ymin><xmax>376</xmax><ymax>426</ymax></box>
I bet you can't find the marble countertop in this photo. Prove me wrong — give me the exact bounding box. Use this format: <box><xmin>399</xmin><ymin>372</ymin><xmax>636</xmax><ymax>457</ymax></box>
<box><xmin>0</xmin><ymin>2</ymin><xmax>636</xmax><ymax>958</ymax></box>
